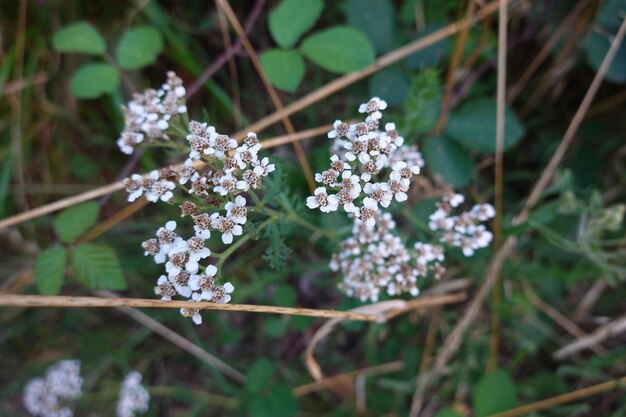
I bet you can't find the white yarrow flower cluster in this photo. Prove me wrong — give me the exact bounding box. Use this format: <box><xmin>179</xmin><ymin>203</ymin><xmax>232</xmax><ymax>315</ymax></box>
<box><xmin>308</xmin><ymin>97</ymin><xmax>421</xmax><ymax>226</ymax></box>
<box><xmin>117</xmin><ymin>71</ymin><xmax>187</xmax><ymax>155</ymax></box>
<box><xmin>116</xmin><ymin>371</ymin><xmax>149</xmax><ymax>417</ymax></box>
<box><xmin>429</xmin><ymin>192</ymin><xmax>496</xmax><ymax>256</ymax></box>
<box><xmin>134</xmin><ymin>127</ymin><xmax>274</xmax><ymax>324</ymax></box>
<box><xmin>23</xmin><ymin>360</ymin><xmax>83</xmax><ymax>417</ymax></box>
<box><xmin>331</xmin><ymin>212</ymin><xmax>445</xmax><ymax>302</ymax></box>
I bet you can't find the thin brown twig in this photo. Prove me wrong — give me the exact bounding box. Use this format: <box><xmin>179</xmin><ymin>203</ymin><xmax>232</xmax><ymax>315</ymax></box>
<box><xmin>554</xmin><ymin>313</ymin><xmax>626</xmax><ymax>359</ymax></box>
<box><xmin>215</xmin><ymin>0</ymin><xmax>242</xmax><ymax>130</ymax></box>
<box><xmin>488</xmin><ymin>0</ymin><xmax>508</xmax><ymax>373</ymax></box>
<box><xmin>95</xmin><ymin>290</ymin><xmax>246</xmax><ymax>383</ymax></box>
<box><xmin>523</xmin><ymin>283</ymin><xmax>608</xmax><ymax>356</ymax></box>
<box><xmin>293</xmin><ymin>361</ymin><xmax>404</xmax><ymax>396</ymax></box>
<box><xmin>433</xmin><ymin>0</ymin><xmax>476</xmax><ymax>135</ymax></box>
<box><xmin>0</xmin><ymin>294</ymin><xmax>379</xmax><ymax>321</ymax></box>
<box><xmin>488</xmin><ymin>375</ymin><xmax>626</xmax><ymax>417</ymax></box>
<box><xmin>409</xmin><ymin>16</ymin><xmax>626</xmax><ymax>416</ymax></box>
<box><xmin>216</xmin><ymin>0</ymin><xmax>316</xmax><ymax>193</ymax></box>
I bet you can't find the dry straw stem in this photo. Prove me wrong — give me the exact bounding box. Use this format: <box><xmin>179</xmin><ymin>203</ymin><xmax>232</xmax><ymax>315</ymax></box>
<box><xmin>488</xmin><ymin>0</ymin><xmax>508</xmax><ymax>373</ymax></box>
<box><xmin>293</xmin><ymin>361</ymin><xmax>404</xmax><ymax>397</ymax></box>
<box><xmin>95</xmin><ymin>290</ymin><xmax>246</xmax><ymax>384</ymax></box>
<box><xmin>217</xmin><ymin>0</ymin><xmax>316</xmax><ymax>193</ymax></box>
<box><xmin>0</xmin><ymin>293</ymin><xmax>465</xmax><ymax>322</ymax></box>
<box><xmin>409</xmin><ymin>16</ymin><xmax>626</xmax><ymax>417</ymax></box>
<box><xmin>554</xmin><ymin>312</ymin><xmax>626</xmax><ymax>359</ymax></box>
<box><xmin>489</xmin><ymin>375</ymin><xmax>626</xmax><ymax>417</ymax></box>
<box><xmin>523</xmin><ymin>283</ymin><xmax>608</xmax><ymax>356</ymax></box>
<box><xmin>0</xmin><ymin>0</ymin><xmax>501</xmax><ymax>230</ymax></box>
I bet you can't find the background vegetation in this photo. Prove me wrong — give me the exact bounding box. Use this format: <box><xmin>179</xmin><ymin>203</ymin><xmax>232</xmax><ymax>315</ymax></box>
<box><xmin>1</xmin><ymin>0</ymin><xmax>626</xmax><ymax>416</ymax></box>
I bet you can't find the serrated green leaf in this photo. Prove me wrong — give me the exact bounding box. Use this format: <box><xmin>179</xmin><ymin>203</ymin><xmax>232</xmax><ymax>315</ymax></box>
<box><xmin>71</xmin><ymin>244</ymin><xmax>126</xmax><ymax>290</ymax></box>
<box><xmin>70</xmin><ymin>63</ymin><xmax>120</xmax><ymax>98</ymax></box>
<box><xmin>116</xmin><ymin>26</ymin><xmax>163</xmax><ymax>70</ymax></box>
<box><xmin>368</xmin><ymin>66</ymin><xmax>410</xmax><ymax>105</ymax></box>
<box><xmin>445</xmin><ymin>98</ymin><xmax>525</xmax><ymax>153</ymax></box>
<box><xmin>34</xmin><ymin>246</ymin><xmax>67</xmax><ymax>295</ymax></box>
<box><xmin>52</xmin><ymin>21</ymin><xmax>106</xmax><ymax>55</ymax></box>
<box><xmin>347</xmin><ymin>0</ymin><xmax>395</xmax><ymax>53</ymax></box>
<box><xmin>52</xmin><ymin>202</ymin><xmax>100</xmax><ymax>243</ymax></box>
<box><xmin>584</xmin><ymin>31</ymin><xmax>626</xmax><ymax>84</ymax></box>
<box><xmin>268</xmin><ymin>0</ymin><xmax>324</xmax><ymax>48</ymax></box>
<box><xmin>300</xmin><ymin>26</ymin><xmax>375</xmax><ymax>74</ymax></box>
<box><xmin>260</xmin><ymin>49</ymin><xmax>305</xmax><ymax>93</ymax></box>
<box><xmin>404</xmin><ymin>69</ymin><xmax>441</xmax><ymax>134</ymax></box>
<box><xmin>245</xmin><ymin>358</ymin><xmax>275</xmax><ymax>393</ymax></box>
<box><xmin>472</xmin><ymin>370</ymin><xmax>517</xmax><ymax>417</ymax></box>
<box><xmin>423</xmin><ymin>137</ymin><xmax>474</xmax><ymax>187</ymax></box>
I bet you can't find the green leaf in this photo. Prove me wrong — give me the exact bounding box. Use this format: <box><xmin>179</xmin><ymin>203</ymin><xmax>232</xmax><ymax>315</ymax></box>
<box><xmin>34</xmin><ymin>246</ymin><xmax>67</xmax><ymax>295</ymax></box>
<box><xmin>71</xmin><ymin>244</ymin><xmax>126</xmax><ymax>290</ymax></box>
<box><xmin>52</xmin><ymin>21</ymin><xmax>106</xmax><ymax>55</ymax></box>
<box><xmin>268</xmin><ymin>0</ymin><xmax>324</xmax><ymax>48</ymax></box>
<box><xmin>260</xmin><ymin>49</ymin><xmax>305</xmax><ymax>93</ymax></box>
<box><xmin>300</xmin><ymin>26</ymin><xmax>375</xmax><ymax>74</ymax></box>
<box><xmin>245</xmin><ymin>358</ymin><xmax>275</xmax><ymax>393</ymax></box>
<box><xmin>584</xmin><ymin>31</ymin><xmax>626</xmax><ymax>84</ymax></box>
<box><xmin>264</xmin><ymin>317</ymin><xmax>289</xmax><ymax>338</ymax></box>
<box><xmin>445</xmin><ymin>98</ymin><xmax>525</xmax><ymax>153</ymax></box>
<box><xmin>595</xmin><ymin>0</ymin><xmax>626</xmax><ymax>28</ymax></box>
<box><xmin>52</xmin><ymin>202</ymin><xmax>100</xmax><ymax>243</ymax></box>
<box><xmin>423</xmin><ymin>137</ymin><xmax>474</xmax><ymax>187</ymax></box>
<box><xmin>472</xmin><ymin>370</ymin><xmax>517</xmax><ymax>417</ymax></box>
<box><xmin>405</xmin><ymin>23</ymin><xmax>450</xmax><ymax>69</ymax></box>
<box><xmin>273</xmin><ymin>284</ymin><xmax>297</xmax><ymax>307</ymax></box>
<box><xmin>346</xmin><ymin>0</ymin><xmax>395</xmax><ymax>53</ymax></box>
<box><xmin>267</xmin><ymin>384</ymin><xmax>299</xmax><ymax>417</ymax></box>
<box><xmin>116</xmin><ymin>26</ymin><xmax>164</xmax><ymax>70</ymax></box>
<box><xmin>433</xmin><ymin>408</ymin><xmax>464</xmax><ymax>417</ymax></box>
<box><xmin>70</xmin><ymin>63</ymin><xmax>120</xmax><ymax>98</ymax></box>
<box><xmin>368</xmin><ymin>66</ymin><xmax>410</xmax><ymax>105</ymax></box>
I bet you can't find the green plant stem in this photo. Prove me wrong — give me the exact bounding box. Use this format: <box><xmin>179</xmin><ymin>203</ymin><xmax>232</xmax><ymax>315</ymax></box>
<box><xmin>215</xmin><ymin>218</ymin><xmax>272</xmax><ymax>278</ymax></box>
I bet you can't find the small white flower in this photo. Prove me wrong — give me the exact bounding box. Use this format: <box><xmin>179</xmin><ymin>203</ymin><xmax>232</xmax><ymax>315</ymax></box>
<box><xmin>116</xmin><ymin>371</ymin><xmax>149</xmax><ymax>417</ymax></box>
<box><xmin>306</xmin><ymin>187</ymin><xmax>339</xmax><ymax>213</ymax></box>
<box><xmin>363</xmin><ymin>182</ymin><xmax>392</xmax><ymax>208</ymax></box>
<box><xmin>225</xmin><ymin>195</ymin><xmax>248</xmax><ymax>224</ymax></box>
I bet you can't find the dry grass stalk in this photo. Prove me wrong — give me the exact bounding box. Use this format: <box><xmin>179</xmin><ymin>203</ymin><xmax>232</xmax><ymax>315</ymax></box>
<box><xmin>292</xmin><ymin>361</ymin><xmax>404</xmax><ymax>397</ymax></box>
<box><xmin>217</xmin><ymin>0</ymin><xmax>316</xmax><ymax>192</ymax></box>
<box><xmin>488</xmin><ymin>0</ymin><xmax>509</xmax><ymax>373</ymax></box>
<box><xmin>554</xmin><ymin>313</ymin><xmax>626</xmax><ymax>359</ymax></box>
<box><xmin>489</xmin><ymin>375</ymin><xmax>626</xmax><ymax>417</ymax></box>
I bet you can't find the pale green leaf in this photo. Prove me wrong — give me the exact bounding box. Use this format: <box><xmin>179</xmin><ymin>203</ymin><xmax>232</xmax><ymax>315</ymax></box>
<box><xmin>70</xmin><ymin>64</ymin><xmax>120</xmax><ymax>98</ymax></box>
<box><xmin>347</xmin><ymin>0</ymin><xmax>395</xmax><ymax>53</ymax></box>
<box><xmin>368</xmin><ymin>66</ymin><xmax>410</xmax><ymax>105</ymax></box>
<box><xmin>245</xmin><ymin>358</ymin><xmax>275</xmax><ymax>393</ymax></box>
<box><xmin>116</xmin><ymin>26</ymin><xmax>163</xmax><ymax>70</ymax></box>
<box><xmin>472</xmin><ymin>370</ymin><xmax>518</xmax><ymax>417</ymax></box>
<box><xmin>52</xmin><ymin>21</ymin><xmax>106</xmax><ymax>55</ymax></box>
<box><xmin>52</xmin><ymin>201</ymin><xmax>100</xmax><ymax>243</ymax></box>
<box><xmin>71</xmin><ymin>244</ymin><xmax>126</xmax><ymax>290</ymax></box>
<box><xmin>300</xmin><ymin>26</ymin><xmax>375</xmax><ymax>74</ymax></box>
<box><xmin>34</xmin><ymin>246</ymin><xmax>67</xmax><ymax>295</ymax></box>
<box><xmin>445</xmin><ymin>98</ymin><xmax>525</xmax><ymax>153</ymax></box>
<box><xmin>260</xmin><ymin>49</ymin><xmax>305</xmax><ymax>92</ymax></box>
<box><xmin>268</xmin><ymin>0</ymin><xmax>324</xmax><ymax>48</ymax></box>
<box><xmin>423</xmin><ymin>137</ymin><xmax>474</xmax><ymax>187</ymax></box>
